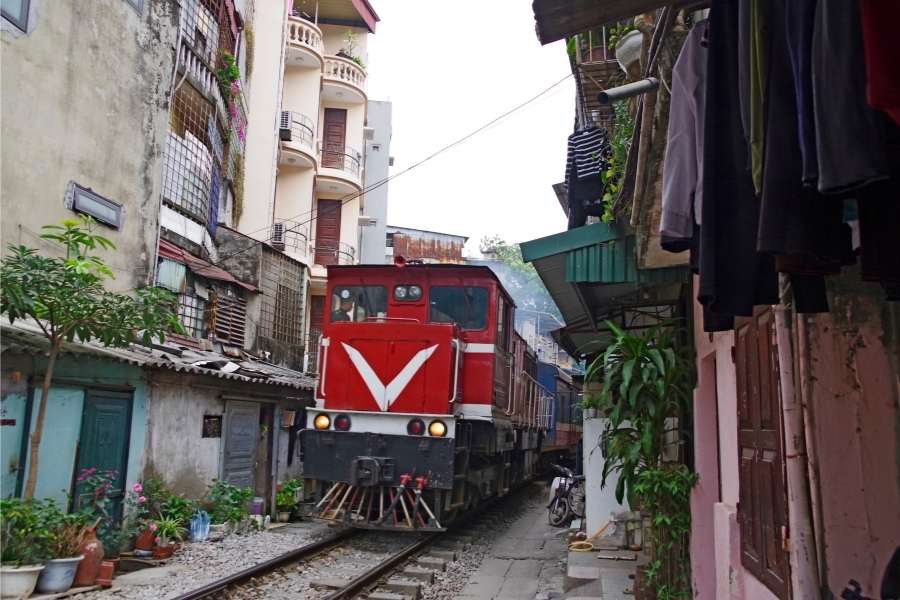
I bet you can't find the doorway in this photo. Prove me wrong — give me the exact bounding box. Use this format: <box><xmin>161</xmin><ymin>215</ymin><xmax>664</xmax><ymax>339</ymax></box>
<box><xmin>221</xmin><ymin>401</ymin><xmax>260</xmax><ymax>489</ymax></box>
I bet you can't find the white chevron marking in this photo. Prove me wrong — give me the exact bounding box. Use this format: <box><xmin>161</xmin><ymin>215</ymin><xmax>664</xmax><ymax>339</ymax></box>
<box><xmin>341</xmin><ymin>343</ymin><xmax>439</xmax><ymax>411</ymax></box>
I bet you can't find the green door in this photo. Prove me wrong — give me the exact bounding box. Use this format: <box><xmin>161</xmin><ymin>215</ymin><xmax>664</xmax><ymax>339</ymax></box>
<box><xmin>73</xmin><ymin>391</ymin><xmax>132</xmax><ymax>519</ymax></box>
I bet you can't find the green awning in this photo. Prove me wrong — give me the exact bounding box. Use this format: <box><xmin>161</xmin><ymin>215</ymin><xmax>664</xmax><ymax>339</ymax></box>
<box><xmin>520</xmin><ymin>222</ymin><xmax>689</xmax><ymax>357</ymax></box>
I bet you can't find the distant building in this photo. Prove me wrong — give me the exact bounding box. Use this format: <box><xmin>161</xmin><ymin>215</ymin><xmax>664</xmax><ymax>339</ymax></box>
<box><xmin>359</xmin><ymin>100</ymin><xmax>392</xmax><ymax>264</ymax></box>
<box><xmin>386</xmin><ymin>226</ymin><xmax>467</xmax><ymax>264</ymax></box>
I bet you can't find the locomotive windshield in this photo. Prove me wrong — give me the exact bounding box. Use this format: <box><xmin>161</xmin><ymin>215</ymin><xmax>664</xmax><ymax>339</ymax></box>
<box><xmin>429</xmin><ymin>286</ymin><xmax>489</xmax><ymax>329</ymax></box>
<box><xmin>330</xmin><ymin>285</ymin><xmax>388</xmax><ymax>322</ymax></box>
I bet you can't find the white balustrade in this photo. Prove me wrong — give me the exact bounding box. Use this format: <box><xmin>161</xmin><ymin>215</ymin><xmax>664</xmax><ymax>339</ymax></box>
<box><xmin>324</xmin><ymin>56</ymin><xmax>367</xmax><ymax>92</ymax></box>
<box><xmin>287</xmin><ymin>16</ymin><xmax>323</xmax><ymax>56</ymax></box>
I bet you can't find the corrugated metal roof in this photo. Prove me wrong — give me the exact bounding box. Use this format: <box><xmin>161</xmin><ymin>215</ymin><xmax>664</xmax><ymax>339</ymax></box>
<box><xmin>1</xmin><ymin>320</ymin><xmax>317</xmax><ymax>391</ymax></box>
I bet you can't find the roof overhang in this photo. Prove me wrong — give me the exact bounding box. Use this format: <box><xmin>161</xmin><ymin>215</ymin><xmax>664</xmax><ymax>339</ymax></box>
<box><xmin>520</xmin><ymin>222</ymin><xmax>688</xmax><ymax>357</ymax></box>
<box><xmin>531</xmin><ymin>0</ymin><xmax>701</xmax><ymax>45</ymax></box>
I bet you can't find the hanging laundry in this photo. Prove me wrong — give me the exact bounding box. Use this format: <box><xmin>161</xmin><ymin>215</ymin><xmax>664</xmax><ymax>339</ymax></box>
<box><xmin>565</xmin><ymin>126</ymin><xmax>612</xmax><ymax>228</ymax></box>
<box><xmin>858</xmin><ymin>1</ymin><xmax>900</xmax><ymax>126</ymax></box>
<box><xmin>784</xmin><ymin>0</ymin><xmax>819</xmax><ymax>186</ymax></box>
<box><xmin>748</xmin><ymin>0</ymin><xmax>768</xmax><ymax>195</ymax></box>
<box><xmin>812</xmin><ymin>0</ymin><xmax>891</xmax><ymax>194</ymax></box>
<box><xmin>757</xmin><ymin>0</ymin><xmax>854</xmax><ymax>313</ymax></box>
<box><xmin>698</xmin><ymin>0</ymin><xmax>777</xmax><ymax>332</ymax></box>
<box><xmin>660</xmin><ymin>19</ymin><xmax>708</xmax><ymax>252</ymax></box>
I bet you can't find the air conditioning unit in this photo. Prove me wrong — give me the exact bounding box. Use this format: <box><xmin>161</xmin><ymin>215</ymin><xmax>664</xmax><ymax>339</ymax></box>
<box><xmin>271</xmin><ymin>222</ymin><xmax>286</xmax><ymax>250</ymax></box>
<box><xmin>279</xmin><ymin>111</ymin><xmax>292</xmax><ymax>142</ymax></box>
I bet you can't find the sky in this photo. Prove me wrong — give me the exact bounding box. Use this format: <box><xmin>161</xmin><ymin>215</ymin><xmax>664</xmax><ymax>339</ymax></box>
<box><xmin>365</xmin><ymin>2</ymin><xmax>575</xmax><ymax>257</ymax></box>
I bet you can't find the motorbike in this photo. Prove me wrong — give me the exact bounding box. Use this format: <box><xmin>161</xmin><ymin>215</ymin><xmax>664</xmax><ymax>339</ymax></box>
<box><xmin>547</xmin><ymin>463</ymin><xmax>585</xmax><ymax>527</ymax></box>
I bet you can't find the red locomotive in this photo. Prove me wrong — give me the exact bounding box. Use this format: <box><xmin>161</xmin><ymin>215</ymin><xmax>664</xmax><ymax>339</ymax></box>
<box><xmin>300</xmin><ymin>261</ymin><xmax>572</xmax><ymax>530</ymax></box>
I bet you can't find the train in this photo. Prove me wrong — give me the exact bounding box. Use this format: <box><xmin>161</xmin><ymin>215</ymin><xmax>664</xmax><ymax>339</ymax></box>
<box><xmin>299</xmin><ymin>260</ymin><xmax>582</xmax><ymax>531</ymax></box>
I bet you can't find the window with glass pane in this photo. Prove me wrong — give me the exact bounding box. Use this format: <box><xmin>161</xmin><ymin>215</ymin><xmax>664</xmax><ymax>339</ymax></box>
<box><xmin>330</xmin><ymin>286</ymin><xmax>387</xmax><ymax>323</ymax></box>
<box><xmin>178</xmin><ymin>290</ymin><xmax>206</xmax><ymax>338</ymax></box>
<box><xmin>2</xmin><ymin>0</ymin><xmax>29</xmax><ymax>30</ymax></box>
<box><xmin>429</xmin><ymin>287</ymin><xmax>489</xmax><ymax>330</ymax></box>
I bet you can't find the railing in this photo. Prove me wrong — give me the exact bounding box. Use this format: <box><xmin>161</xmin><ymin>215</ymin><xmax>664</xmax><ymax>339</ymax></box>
<box><xmin>178</xmin><ymin>38</ymin><xmax>217</xmax><ymax>99</ymax></box>
<box><xmin>320</xmin><ymin>146</ymin><xmax>360</xmax><ymax>177</ymax></box>
<box><xmin>279</xmin><ymin>111</ymin><xmax>315</xmax><ymax>149</ymax></box>
<box><xmin>337</xmin><ymin>242</ymin><xmax>356</xmax><ymax>265</ymax></box>
<box><xmin>270</xmin><ymin>220</ymin><xmax>310</xmax><ymax>254</ymax></box>
<box><xmin>287</xmin><ymin>14</ymin><xmax>323</xmax><ymax>57</ymax></box>
<box><xmin>323</xmin><ymin>55</ymin><xmax>366</xmax><ymax>91</ymax></box>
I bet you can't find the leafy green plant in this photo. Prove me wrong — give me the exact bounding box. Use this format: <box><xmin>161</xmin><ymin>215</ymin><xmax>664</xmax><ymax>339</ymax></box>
<box><xmin>601</xmin><ymin>102</ymin><xmax>635</xmax><ymax>223</ymax></box>
<box><xmin>216</xmin><ymin>52</ymin><xmax>241</xmax><ymax>92</ymax></box>
<box><xmin>1</xmin><ymin>216</ymin><xmax>182</xmax><ymax>499</ymax></box>
<box><xmin>162</xmin><ymin>495</ymin><xmax>198</xmax><ymax>525</ymax></box>
<box><xmin>607</xmin><ymin>22</ymin><xmax>636</xmax><ymax>51</ymax></box>
<box><xmin>38</xmin><ymin>500</ymin><xmax>88</xmax><ymax>558</ymax></box>
<box><xmin>0</xmin><ymin>498</ymin><xmax>53</xmax><ymax>565</ymax></box>
<box><xmin>154</xmin><ymin>516</ymin><xmax>186</xmax><ymax>545</ymax></box>
<box><xmin>275</xmin><ymin>479</ymin><xmax>303</xmax><ymax>511</ymax></box>
<box><xmin>585</xmin><ymin>321</ymin><xmax>691</xmax><ymax>504</ymax></box>
<box><xmin>633</xmin><ymin>465</ymin><xmax>698</xmax><ymax>600</ymax></box>
<box><xmin>206</xmin><ymin>480</ymin><xmax>253</xmax><ymax>525</ymax></box>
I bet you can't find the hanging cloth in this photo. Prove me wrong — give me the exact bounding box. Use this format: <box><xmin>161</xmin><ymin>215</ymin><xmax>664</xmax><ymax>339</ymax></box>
<box><xmin>858</xmin><ymin>1</ymin><xmax>900</xmax><ymax>126</ymax></box>
<box><xmin>565</xmin><ymin>126</ymin><xmax>611</xmax><ymax>228</ymax></box>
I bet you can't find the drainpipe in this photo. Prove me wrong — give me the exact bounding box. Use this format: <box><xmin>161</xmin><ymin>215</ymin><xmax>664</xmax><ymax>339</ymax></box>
<box><xmin>773</xmin><ymin>279</ymin><xmax>821</xmax><ymax>600</ymax></box>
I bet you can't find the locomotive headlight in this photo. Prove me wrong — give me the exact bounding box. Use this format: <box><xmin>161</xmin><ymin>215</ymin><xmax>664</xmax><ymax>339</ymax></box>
<box><xmin>407</xmin><ymin>418</ymin><xmax>425</xmax><ymax>436</ymax></box>
<box><xmin>313</xmin><ymin>414</ymin><xmax>331</xmax><ymax>430</ymax></box>
<box><xmin>428</xmin><ymin>420</ymin><xmax>447</xmax><ymax>437</ymax></box>
<box><xmin>394</xmin><ymin>285</ymin><xmax>408</xmax><ymax>300</ymax></box>
<box><xmin>408</xmin><ymin>285</ymin><xmax>422</xmax><ymax>300</ymax></box>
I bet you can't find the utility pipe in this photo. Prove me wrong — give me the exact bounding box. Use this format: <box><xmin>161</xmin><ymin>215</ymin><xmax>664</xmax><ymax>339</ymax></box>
<box><xmin>773</xmin><ymin>287</ymin><xmax>821</xmax><ymax>600</ymax></box>
<box><xmin>597</xmin><ymin>78</ymin><xmax>660</xmax><ymax>105</ymax></box>
<box><xmin>797</xmin><ymin>313</ymin><xmax>828</xmax><ymax>588</ymax></box>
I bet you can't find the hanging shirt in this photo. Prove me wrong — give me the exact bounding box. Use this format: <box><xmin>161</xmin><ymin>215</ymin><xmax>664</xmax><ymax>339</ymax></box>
<box><xmin>748</xmin><ymin>0</ymin><xmax>768</xmax><ymax>195</ymax></box>
<box><xmin>565</xmin><ymin>127</ymin><xmax>611</xmax><ymax>228</ymax></box>
<box><xmin>858</xmin><ymin>1</ymin><xmax>900</xmax><ymax>126</ymax></box>
<box><xmin>812</xmin><ymin>0</ymin><xmax>890</xmax><ymax>194</ymax></box>
<box><xmin>698</xmin><ymin>0</ymin><xmax>777</xmax><ymax>331</ymax></box>
<box><xmin>785</xmin><ymin>0</ymin><xmax>819</xmax><ymax>185</ymax></box>
<box><xmin>660</xmin><ymin>20</ymin><xmax>708</xmax><ymax>250</ymax></box>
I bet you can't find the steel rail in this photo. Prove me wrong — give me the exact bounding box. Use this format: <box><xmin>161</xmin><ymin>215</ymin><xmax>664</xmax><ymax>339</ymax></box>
<box><xmin>171</xmin><ymin>527</ymin><xmax>358</xmax><ymax>600</ymax></box>
<box><xmin>322</xmin><ymin>533</ymin><xmax>441</xmax><ymax>600</ymax></box>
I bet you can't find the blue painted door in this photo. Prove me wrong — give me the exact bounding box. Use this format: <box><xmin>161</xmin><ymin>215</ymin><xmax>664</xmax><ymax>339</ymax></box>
<box><xmin>73</xmin><ymin>392</ymin><xmax>132</xmax><ymax>518</ymax></box>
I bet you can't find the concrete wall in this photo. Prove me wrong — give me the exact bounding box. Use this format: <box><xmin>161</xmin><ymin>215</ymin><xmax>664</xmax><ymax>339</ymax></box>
<box><xmin>0</xmin><ymin>0</ymin><xmax>177</xmax><ymax>292</ymax></box>
<box><xmin>283</xmin><ymin>65</ymin><xmax>322</xmax><ymax>129</ymax></box>
<box><xmin>582</xmin><ymin>415</ymin><xmax>628</xmax><ymax>539</ymax></box>
<box><xmin>240</xmin><ymin>0</ymin><xmax>286</xmax><ymax>238</ymax></box>
<box><xmin>359</xmin><ymin>100</ymin><xmax>391</xmax><ymax>264</ymax></box>
<box><xmin>145</xmin><ymin>378</ymin><xmax>225</xmax><ymax>498</ymax></box>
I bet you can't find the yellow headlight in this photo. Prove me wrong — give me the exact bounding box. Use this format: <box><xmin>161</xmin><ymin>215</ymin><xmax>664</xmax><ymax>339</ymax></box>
<box><xmin>314</xmin><ymin>414</ymin><xmax>331</xmax><ymax>430</ymax></box>
<box><xmin>428</xmin><ymin>420</ymin><xmax>447</xmax><ymax>437</ymax></box>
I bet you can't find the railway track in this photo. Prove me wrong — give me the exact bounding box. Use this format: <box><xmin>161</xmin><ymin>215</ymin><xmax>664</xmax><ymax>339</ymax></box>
<box><xmin>171</xmin><ymin>484</ymin><xmax>535</xmax><ymax>600</ymax></box>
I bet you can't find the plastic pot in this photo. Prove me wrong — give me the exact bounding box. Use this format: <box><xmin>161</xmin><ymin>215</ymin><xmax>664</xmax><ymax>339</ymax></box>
<box><xmin>0</xmin><ymin>564</ymin><xmax>45</xmax><ymax>599</ymax></box>
<box><xmin>277</xmin><ymin>511</ymin><xmax>291</xmax><ymax>523</ymax></box>
<box><xmin>35</xmin><ymin>555</ymin><xmax>84</xmax><ymax>594</ymax></box>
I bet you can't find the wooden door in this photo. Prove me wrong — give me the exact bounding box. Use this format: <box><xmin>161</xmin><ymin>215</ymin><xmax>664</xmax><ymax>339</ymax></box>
<box><xmin>222</xmin><ymin>401</ymin><xmax>260</xmax><ymax>489</ymax></box>
<box><xmin>73</xmin><ymin>391</ymin><xmax>133</xmax><ymax>519</ymax></box>
<box><xmin>735</xmin><ymin>308</ymin><xmax>790</xmax><ymax>599</ymax></box>
<box><xmin>315</xmin><ymin>199</ymin><xmax>341</xmax><ymax>265</ymax></box>
<box><xmin>322</xmin><ymin>108</ymin><xmax>347</xmax><ymax>168</ymax></box>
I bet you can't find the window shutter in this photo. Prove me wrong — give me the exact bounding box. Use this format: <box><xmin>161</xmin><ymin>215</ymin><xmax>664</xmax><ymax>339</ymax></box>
<box><xmin>213</xmin><ymin>290</ymin><xmax>247</xmax><ymax>347</ymax></box>
<box><xmin>736</xmin><ymin>308</ymin><xmax>790</xmax><ymax>599</ymax></box>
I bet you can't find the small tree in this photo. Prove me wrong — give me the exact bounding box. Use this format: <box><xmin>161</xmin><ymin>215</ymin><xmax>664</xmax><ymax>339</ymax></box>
<box><xmin>1</xmin><ymin>217</ymin><xmax>182</xmax><ymax>499</ymax></box>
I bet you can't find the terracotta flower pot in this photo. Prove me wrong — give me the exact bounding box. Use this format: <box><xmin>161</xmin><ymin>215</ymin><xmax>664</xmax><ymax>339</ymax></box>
<box><xmin>152</xmin><ymin>544</ymin><xmax>176</xmax><ymax>560</ymax></box>
<box><xmin>73</xmin><ymin>526</ymin><xmax>104</xmax><ymax>587</ymax></box>
<box><xmin>96</xmin><ymin>560</ymin><xmax>117</xmax><ymax>588</ymax></box>
<box><xmin>134</xmin><ymin>528</ymin><xmax>156</xmax><ymax>551</ymax></box>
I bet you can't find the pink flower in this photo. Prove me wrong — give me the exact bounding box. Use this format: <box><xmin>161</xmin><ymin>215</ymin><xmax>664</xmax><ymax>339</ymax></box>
<box><xmin>133</xmin><ymin>483</ymin><xmax>143</xmax><ymax>493</ymax></box>
<box><xmin>138</xmin><ymin>496</ymin><xmax>147</xmax><ymax>504</ymax></box>
<box><xmin>155</xmin><ymin>536</ymin><xmax>161</xmax><ymax>545</ymax></box>
<box><xmin>148</xmin><ymin>522</ymin><xmax>158</xmax><ymax>532</ymax></box>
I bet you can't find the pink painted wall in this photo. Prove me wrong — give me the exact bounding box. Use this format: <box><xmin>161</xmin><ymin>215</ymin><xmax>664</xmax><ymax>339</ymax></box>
<box><xmin>800</xmin><ymin>287</ymin><xmax>900</xmax><ymax>598</ymax></box>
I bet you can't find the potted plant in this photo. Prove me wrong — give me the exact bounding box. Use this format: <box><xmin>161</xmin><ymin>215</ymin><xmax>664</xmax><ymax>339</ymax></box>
<box><xmin>152</xmin><ymin>516</ymin><xmax>186</xmax><ymax>559</ymax></box>
<box><xmin>0</xmin><ymin>498</ymin><xmax>51</xmax><ymax>599</ymax></box>
<box><xmin>206</xmin><ymin>480</ymin><xmax>254</xmax><ymax>534</ymax></box>
<box><xmin>275</xmin><ymin>479</ymin><xmax>303</xmax><ymax>522</ymax></box>
<box><xmin>35</xmin><ymin>501</ymin><xmax>87</xmax><ymax>594</ymax></box>
<box><xmin>607</xmin><ymin>22</ymin><xmax>641</xmax><ymax>74</ymax></box>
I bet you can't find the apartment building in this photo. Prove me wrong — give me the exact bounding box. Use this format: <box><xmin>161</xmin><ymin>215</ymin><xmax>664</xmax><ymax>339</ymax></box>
<box><xmin>241</xmin><ymin>0</ymin><xmax>380</xmax><ymax>365</ymax></box>
<box><xmin>359</xmin><ymin>99</ymin><xmax>392</xmax><ymax>264</ymax></box>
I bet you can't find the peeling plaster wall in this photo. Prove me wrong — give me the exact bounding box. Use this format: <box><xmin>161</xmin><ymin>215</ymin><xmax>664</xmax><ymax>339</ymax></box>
<box><xmin>800</xmin><ymin>276</ymin><xmax>900</xmax><ymax>598</ymax></box>
<box><xmin>0</xmin><ymin>0</ymin><xmax>178</xmax><ymax>291</ymax></box>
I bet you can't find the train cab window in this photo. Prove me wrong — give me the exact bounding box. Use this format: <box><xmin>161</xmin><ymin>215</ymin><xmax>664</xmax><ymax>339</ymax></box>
<box><xmin>497</xmin><ymin>299</ymin><xmax>512</xmax><ymax>351</ymax></box>
<box><xmin>330</xmin><ymin>286</ymin><xmax>388</xmax><ymax>323</ymax></box>
<box><xmin>429</xmin><ymin>286</ymin><xmax>488</xmax><ymax>330</ymax></box>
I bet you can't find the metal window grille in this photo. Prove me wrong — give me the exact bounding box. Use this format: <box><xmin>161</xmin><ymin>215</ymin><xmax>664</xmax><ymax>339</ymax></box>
<box><xmin>179</xmin><ymin>0</ymin><xmax>220</xmax><ymax>65</ymax></box>
<box><xmin>259</xmin><ymin>251</ymin><xmax>304</xmax><ymax>347</ymax></box>
<box><xmin>178</xmin><ymin>289</ymin><xmax>206</xmax><ymax>338</ymax></box>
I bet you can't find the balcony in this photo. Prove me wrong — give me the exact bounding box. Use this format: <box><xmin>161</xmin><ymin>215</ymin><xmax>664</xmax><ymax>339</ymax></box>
<box><xmin>270</xmin><ymin>220</ymin><xmax>312</xmax><ymax>260</ymax></box>
<box><xmin>322</xmin><ymin>55</ymin><xmax>367</xmax><ymax>103</ymax></box>
<box><xmin>316</xmin><ymin>146</ymin><xmax>361</xmax><ymax>194</ymax></box>
<box><xmin>286</xmin><ymin>15</ymin><xmax>324</xmax><ymax>68</ymax></box>
<box><xmin>313</xmin><ymin>241</ymin><xmax>356</xmax><ymax>266</ymax></box>
<box><xmin>278</xmin><ymin>111</ymin><xmax>317</xmax><ymax>168</ymax></box>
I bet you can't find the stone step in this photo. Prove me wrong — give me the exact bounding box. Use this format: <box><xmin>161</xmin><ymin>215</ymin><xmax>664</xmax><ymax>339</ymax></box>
<box><xmin>384</xmin><ymin>578</ymin><xmax>422</xmax><ymax>598</ymax></box>
<box><xmin>402</xmin><ymin>566</ymin><xmax>436</xmax><ymax>583</ymax></box>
